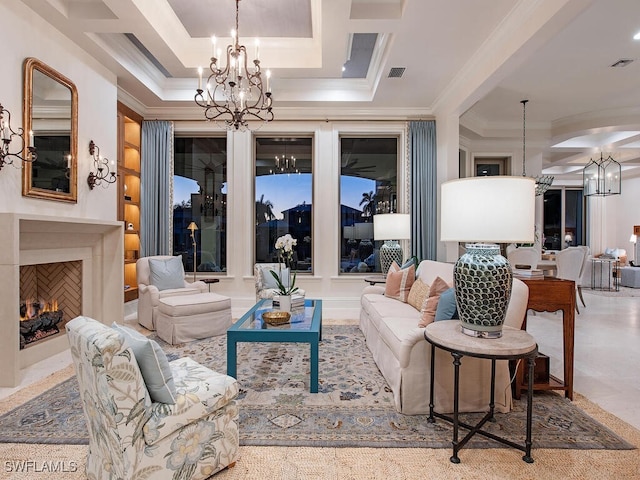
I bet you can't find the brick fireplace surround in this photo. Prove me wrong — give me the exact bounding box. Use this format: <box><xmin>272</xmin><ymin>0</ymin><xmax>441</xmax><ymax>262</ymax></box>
<box><xmin>0</xmin><ymin>213</ymin><xmax>123</xmax><ymax>387</ymax></box>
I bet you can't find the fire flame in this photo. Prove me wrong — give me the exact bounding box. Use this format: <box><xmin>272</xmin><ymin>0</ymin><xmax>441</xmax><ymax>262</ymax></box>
<box><xmin>20</xmin><ymin>298</ymin><xmax>59</xmax><ymax>321</ymax></box>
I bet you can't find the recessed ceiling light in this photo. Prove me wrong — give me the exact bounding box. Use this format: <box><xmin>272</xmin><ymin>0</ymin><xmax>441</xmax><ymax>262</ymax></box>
<box><xmin>634</xmin><ymin>31</ymin><xmax>640</xmax><ymax>40</ymax></box>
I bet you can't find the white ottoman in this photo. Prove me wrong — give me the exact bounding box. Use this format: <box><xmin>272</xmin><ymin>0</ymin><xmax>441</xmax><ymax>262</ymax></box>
<box><xmin>156</xmin><ymin>292</ymin><xmax>232</xmax><ymax>344</ymax></box>
<box><xmin>620</xmin><ymin>267</ymin><xmax>640</xmax><ymax>288</ymax></box>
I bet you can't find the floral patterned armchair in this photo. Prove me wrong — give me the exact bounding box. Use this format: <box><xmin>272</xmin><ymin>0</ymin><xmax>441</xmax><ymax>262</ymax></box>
<box><xmin>66</xmin><ymin>316</ymin><xmax>239</xmax><ymax>480</ymax></box>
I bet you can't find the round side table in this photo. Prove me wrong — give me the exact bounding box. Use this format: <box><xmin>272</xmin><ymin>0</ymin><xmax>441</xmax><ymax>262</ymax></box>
<box><xmin>201</xmin><ymin>278</ymin><xmax>220</xmax><ymax>292</ymax></box>
<box><xmin>424</xmin><ymin>320</ymin><xmax>538</xmax><ymax>464</ymax></box>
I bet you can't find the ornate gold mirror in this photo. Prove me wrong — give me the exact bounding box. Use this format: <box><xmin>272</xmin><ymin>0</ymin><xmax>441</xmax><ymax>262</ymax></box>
<box><xmin>23</xmin><ymin>57</ymin><xmax>78</xmax><ymax>202</ymax></box>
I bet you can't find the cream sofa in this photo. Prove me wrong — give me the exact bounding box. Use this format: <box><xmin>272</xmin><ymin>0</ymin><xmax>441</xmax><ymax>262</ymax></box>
<box><xmin>359</xmin><ymin>260</ymin><xmax>530</xmax><ymax>415</ymax></box>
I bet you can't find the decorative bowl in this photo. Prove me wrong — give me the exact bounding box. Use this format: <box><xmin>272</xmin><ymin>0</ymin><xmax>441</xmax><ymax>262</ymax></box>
<box><xmin>262</xmin><ymin>310</ymin><xmax>291</xmax><ymax>325</ymax></box>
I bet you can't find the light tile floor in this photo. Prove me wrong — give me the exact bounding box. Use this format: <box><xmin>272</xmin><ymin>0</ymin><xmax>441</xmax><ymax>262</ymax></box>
<box><xmin>2</xmin><ymin>290</ymin><xmax>639</xmax><ymax>431</ymax></box>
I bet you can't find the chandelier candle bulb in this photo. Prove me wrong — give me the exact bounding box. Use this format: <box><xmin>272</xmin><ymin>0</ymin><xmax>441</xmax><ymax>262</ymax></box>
<box><xmin>197</xmin><ymin>67</ymin><xmax>203</xmax><ymax>91</ymax></box>
<box><xmin>29</xmin><ymin>130</ymin><xmax>34</xmax><ymax>148</ymax></box>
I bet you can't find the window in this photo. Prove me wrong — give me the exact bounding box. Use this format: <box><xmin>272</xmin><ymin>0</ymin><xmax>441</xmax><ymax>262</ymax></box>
<box><xmin>173</xmin><ymin>137</ymin><xmax>227</xmax><ymax>273</ymax></box>
<box><xmin>542</xmin><ymin>188</ymin><xmax>584</xmax><ymax>250</ymax></box>
<box><xmin>255</xmin><ymin>137</ymin><xmax>313</xmax><ymax>272</ymax></box>
<box><xmin>339</xmin><ymin>137</ymin><xmax>398</xmax><ymax>274</ymax></box>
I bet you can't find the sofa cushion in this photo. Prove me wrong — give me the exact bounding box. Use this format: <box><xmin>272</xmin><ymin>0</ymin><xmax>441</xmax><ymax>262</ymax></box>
<box><xmin>384</xmin><ymin>261</ymin><xmax>415</xmax><ymax>302</ymax></box>
<box><xmin>112</xmin><ymin>323</ymin><xmax>177</xmax><ymax>404</ymax></box>
<box><xmin>435</xmin><ymin>287</ymin><xmax>459</xmax><ymax>321</ymax></box>
<box><xmin>361</xmin><ymin>293</ymin><xmax>418</xmax><ymax>334</ymax></box>
<box><xmin>418</xmin><ymin>276</ymin><xmax>451</xmax><ymax>327</ymax></box>
<box><xmin>377</xmin><ymin>315</ymin><xmax>424</xmax><ymax>365</ymax></box>
<box><xmin>407</xmin><ymin>278</ymin><xmax>430</xmax><ymax>311</ymax></box>
<box><xmin>148</xmin><ymin>256</ymin><xmax>185</xmax><ymax>291</ymax></box>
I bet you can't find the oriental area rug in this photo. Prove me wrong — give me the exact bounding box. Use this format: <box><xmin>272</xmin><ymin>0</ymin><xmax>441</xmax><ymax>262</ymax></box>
<box><xmin>0</xmin><ymin>325</ymin><xmax>633</xmax><ymax>451</ymax></box>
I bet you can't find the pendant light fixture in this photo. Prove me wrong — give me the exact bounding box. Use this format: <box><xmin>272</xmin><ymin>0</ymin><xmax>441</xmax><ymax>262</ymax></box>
<box><xmin>194</xmin><ymin>0</ymin><xmax>273</xmax><ymax>131</ymax></box>
<box><xmin>583</xmin><ymin>152</ymin><xmax>621</xmax><ymax>196</ymax></box>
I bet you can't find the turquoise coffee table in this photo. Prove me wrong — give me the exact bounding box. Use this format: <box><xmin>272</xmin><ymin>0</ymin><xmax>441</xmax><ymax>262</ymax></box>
<box><xmin>226</xmin><ymin>298</ymin><xmax>322</xmax><ymax>393</ymax></box>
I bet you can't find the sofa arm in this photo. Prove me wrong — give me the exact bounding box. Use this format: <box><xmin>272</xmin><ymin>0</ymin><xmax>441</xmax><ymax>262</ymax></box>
<box><xmin>398</xmin><ymin>327</ymin><xmax>428</xmax><ymax>368</ymax></box>
<box><xmin>143</xmin><ymin>357</ymin><xmax>238</xmax><ymax>446</ymax></box>
<box><xmin>182</xmin><ymin>280</ymin><xmax>208</xmax><ymax>292</ymax></box>
<box><xmin>139</xmin><ymin>283</ymin><xmax>160</xmax><ymax>305</ymax></box>
<box><xmin>362</xmin><ymin>285</ymin><xmax>385</xmax><ymax>295</ymax></box>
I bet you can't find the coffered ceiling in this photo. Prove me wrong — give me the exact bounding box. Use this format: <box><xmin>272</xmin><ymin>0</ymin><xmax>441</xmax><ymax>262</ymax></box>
<box><xmin>12</xmin><ymin>0</ymin><xmax>640</xmax><ymax>180</ymax></box>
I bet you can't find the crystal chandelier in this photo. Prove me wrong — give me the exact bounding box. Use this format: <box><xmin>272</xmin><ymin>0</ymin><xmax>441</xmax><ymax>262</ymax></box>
<box><xmin>194</xmin><ymin>0</ymin><xmax>273</xmax><ymax>131</ymax></box>
<box><xmin>271</xmin><ymin>142</ymin><xmax>298</xmax><ymax>174</ymax></box>
<box><xmin>521</xmin><ymin>100</ymin><xmax>553</xmax><ymax>196</ymax></box>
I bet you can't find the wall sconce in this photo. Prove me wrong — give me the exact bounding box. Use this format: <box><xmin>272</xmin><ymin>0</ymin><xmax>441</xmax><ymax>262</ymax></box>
<box><xmin>0</xmin><ymin>103</ymin><xmax>37</xmax><ymax>171</ymax></box>
<box><xmin>87</xmin><ymin>140</ymin><xmax>116</xmax><ymax>189</ymax></box>
<box><xmin>187</xmin><ymin>222</ymin><xmax>199</xmax><ymax>282</ymax></box>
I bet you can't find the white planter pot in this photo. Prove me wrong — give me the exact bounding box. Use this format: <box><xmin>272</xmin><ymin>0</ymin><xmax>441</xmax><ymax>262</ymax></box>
<box><xmin>274</xmin><ymin>295</ymin><xmax>291</xmax><ymax>312</ymax></box>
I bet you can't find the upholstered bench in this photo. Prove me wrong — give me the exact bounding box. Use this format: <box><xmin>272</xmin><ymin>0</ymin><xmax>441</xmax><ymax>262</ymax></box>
<box><xmin>620</xmin><ymin>267</ymin><xmax>640</xmax><ymax>288</ymax></box>
<box><xmin>156</xmin><ymin>292</ymin><xmax>232</xmax><ymax>344</ymax></box>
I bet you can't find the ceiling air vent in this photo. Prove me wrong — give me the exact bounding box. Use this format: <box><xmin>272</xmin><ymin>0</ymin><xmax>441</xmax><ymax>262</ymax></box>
<box><xmin>610</xmin><ymin>59</ymin><xmax>634</xmax><ymax>68</ymax></box>
<box><xmin>387</xmin><ymin>67</ymin><xmax>406</xmax><ymax>78</ymax></box>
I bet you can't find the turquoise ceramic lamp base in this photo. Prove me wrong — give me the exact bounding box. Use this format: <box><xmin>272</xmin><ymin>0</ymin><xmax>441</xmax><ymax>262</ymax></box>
<box><xmin>380</xmin><ymin>240</ymin><xmax>403</xmax><ymax>275</ymax></box>
<box><xmin>454</xmin><ymin>243</ymin><xmax>513</xmax><ymax>338</ymax></box>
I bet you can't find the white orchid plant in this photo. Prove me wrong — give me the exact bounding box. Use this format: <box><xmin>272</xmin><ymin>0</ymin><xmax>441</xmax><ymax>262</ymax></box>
<box><xmin>270</xmin><ymin>234</ymin><xmax>299</xmax><ymax>295</ymax></box>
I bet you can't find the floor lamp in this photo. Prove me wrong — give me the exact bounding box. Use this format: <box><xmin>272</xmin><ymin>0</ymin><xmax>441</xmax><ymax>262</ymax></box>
<box><xmin>374</xmin><ymin>213</ymin><xmax>410</xmax><ymax>275</ymax></box>
<box><xmin>187</xmin><ymin>222</ymin><xmax>198</xmax><ymax>282</ymax></box>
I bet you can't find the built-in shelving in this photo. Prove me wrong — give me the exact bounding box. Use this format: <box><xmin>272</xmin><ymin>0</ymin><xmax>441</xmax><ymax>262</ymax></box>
<box><xmin>117</xmin><ymin>102</ymin><xmax>143</xmax><ymax>302</ymax></box>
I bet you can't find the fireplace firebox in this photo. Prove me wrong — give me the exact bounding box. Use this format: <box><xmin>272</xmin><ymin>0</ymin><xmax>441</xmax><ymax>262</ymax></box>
<box><xmin>19</xmin><ymin>261</ymin><xmax>82</xmax><ymax>349</ymax></box>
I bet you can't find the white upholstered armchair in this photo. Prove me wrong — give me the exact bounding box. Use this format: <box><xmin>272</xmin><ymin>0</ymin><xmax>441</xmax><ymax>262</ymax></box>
<box><xmin>556</xmin><ymin>246</ymin><xmax>588</xmax><ymax>313</ymax></box>
<box><xmin>66</xmin><ymin>316</ymin><xmax>239</xmax><ymax>480</ymax></box>
<box><xmin>507</xmin><ymin>246</ymin><xmax>540</xmax><ymax>269</ymax></box>
<box><xmin>137</xmin><ymin>256</ymin><xmax>207</xmax><ymax>330</ymax></box>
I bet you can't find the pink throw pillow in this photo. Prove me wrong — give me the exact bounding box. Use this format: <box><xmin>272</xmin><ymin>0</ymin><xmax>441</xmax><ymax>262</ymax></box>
<box><xmin>418</xmin><ymin>276</ymin><xmax>451</xmax><ymax>327</ymax></box>
<box><xmin>384</xmin><ymin>261</ymin><xmax>415</xmax><ymax>303</ymax></box>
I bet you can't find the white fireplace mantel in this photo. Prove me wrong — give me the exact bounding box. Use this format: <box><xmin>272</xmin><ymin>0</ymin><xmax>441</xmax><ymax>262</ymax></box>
<box><xmin>0</xmin><ymin>213</ymin><xmax>123</xmax><ymax>387</ymax></box>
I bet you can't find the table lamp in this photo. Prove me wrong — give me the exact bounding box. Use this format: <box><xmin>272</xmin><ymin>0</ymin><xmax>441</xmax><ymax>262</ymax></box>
<box><xmin>564</xmin><ymin>233</ymin><xmax>573</xmax><ymax>248</ymax></box>
<box><xmin>187</xmin><ymin>222</ymin><xmax>198</xmax><ymax>282</ymax></box>
<box><xmin>630</xmin><ymin>234</ymin><xmax>637</xmax><ymax>264</ymax></box>
<box><xmin>373</xmin><ymin>213</ymin><xmax>411</xmax><ymax>275</ymax></box>
<box><xmin>441</xmin><ymin>176</ymin><xmax>535</xmax><ymax>338</ymax></box>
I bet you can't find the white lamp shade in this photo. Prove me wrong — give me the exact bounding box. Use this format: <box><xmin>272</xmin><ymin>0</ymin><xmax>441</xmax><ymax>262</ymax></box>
<box><xmin>630</xmin><ymin>234</ymin><xmax>637</xmax><ymax>243</ymax></box>
<box><xmin>343</xmin><ymin>225</ymin><xmax>354</xmax><ymax>239</ymax></box>
<box><xmin>441</xmin><ymin>176</ymin><xmax>535</xmax><ymax>243</ymax></box>
<box><xmin>373</xmin><ymin>213</ymin><xmax>410</xmax><ymax>241</ymax></box>
<box><xmin>354</xmin><ymin>222</ymin><xmax>374</xmax><ymax>239</ymax></box>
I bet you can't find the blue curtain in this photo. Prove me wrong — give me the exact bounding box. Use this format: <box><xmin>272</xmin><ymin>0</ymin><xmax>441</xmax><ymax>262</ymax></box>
<box><xmin>409</xmin><ymin>121</ymin><xmax>437</xmax><ymax>260</ymax></box>
<box><xmin>140</xmin><ymin>120</ymin><xmax>172</xmax><ymax>256</ymax></box>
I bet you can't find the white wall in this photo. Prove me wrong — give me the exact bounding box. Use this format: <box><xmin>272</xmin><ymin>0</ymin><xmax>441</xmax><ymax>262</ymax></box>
<box><xmin>611</xmin><ymin>176</ymin><xmax>640</xmax><ymax>262</ymax></box>
<box><xmin>0</xmin><ymin>2</ymin><xmax>118</xmax><ymax>220</ymax></box>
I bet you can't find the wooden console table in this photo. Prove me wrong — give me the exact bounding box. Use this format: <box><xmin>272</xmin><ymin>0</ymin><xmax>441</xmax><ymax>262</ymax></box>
<box><xmin>515</xmin><ymin>277</ymin><xmax>575</xmax><ymax>401</ymax></box>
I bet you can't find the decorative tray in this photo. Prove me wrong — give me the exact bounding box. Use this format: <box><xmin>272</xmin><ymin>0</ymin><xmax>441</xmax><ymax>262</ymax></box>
<box><xmin>262</xmin><ymin>310</ymin><xmax>291</xmax><ymax>325</ymax></box>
